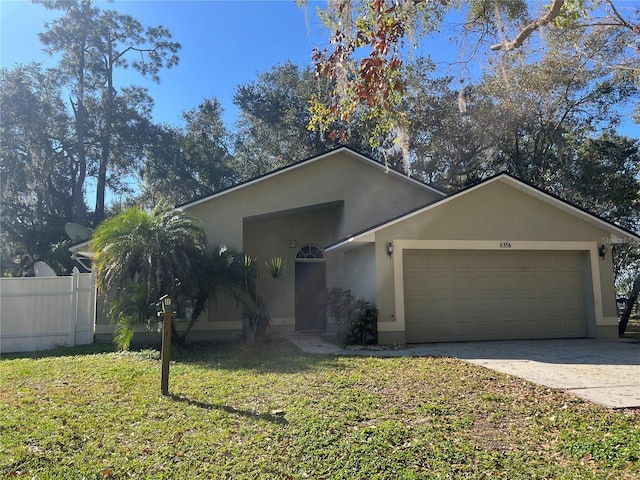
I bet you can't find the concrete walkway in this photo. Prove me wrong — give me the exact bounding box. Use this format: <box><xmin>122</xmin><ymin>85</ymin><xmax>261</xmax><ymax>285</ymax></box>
<box><xmin>285</xmin><ymin>335</ymin><xmax>640</xmax><ymax>409</ymax></box>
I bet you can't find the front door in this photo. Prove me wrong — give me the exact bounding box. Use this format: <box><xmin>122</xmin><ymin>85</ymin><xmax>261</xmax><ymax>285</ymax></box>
<box><xmin>295</xmin><ymin>261</ymin><xmax>326</xmax><ymax>331</ymax></box>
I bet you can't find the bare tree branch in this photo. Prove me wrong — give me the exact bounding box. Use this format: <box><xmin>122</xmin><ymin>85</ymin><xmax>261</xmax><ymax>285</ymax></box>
<box><xmin>606</xmin><ymin>0</ymin><xmax>636</xmax><ymax>31</ymax></box>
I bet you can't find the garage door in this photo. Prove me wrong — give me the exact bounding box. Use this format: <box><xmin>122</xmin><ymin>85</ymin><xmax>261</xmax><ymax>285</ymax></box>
<box><xmin>403</xmin><ymin>250</ymin><xmax>589</xmax><ymax>343</ymax></box>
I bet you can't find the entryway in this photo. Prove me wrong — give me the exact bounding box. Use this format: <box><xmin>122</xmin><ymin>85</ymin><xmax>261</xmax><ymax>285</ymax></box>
<box><xmin>295</xmin><ymin>245</ymin><xmax>326</xmax><ymax>331</ymax></box>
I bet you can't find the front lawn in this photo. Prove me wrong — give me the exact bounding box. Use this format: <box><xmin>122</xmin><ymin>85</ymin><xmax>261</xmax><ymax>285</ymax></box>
<box><xmin>1</xmin><ymin>339</ymin><xmax>638</xmax><ymax>479</ymax></box>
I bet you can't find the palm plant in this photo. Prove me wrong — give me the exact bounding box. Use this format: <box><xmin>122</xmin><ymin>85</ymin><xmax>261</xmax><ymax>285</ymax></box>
<box><xmin>91</xmin><ymin>204</ymin><xmax>208</xmax><ymax>349</ymax></box>
<box><xmin>205</xmin><ymin>246</ymin><xmax>286</xmax><ymax>342</ymax></box>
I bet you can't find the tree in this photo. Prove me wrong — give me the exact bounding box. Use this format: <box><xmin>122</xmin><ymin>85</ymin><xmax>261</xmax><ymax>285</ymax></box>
<box><xmin>482</xmin><ymin>42</ymin><xmax>635</xmax><ymax>187</ymax></box>
<box><xmin>305</xmin><ymin>0</ymin><xmax>449</xmax><ymax>167</ymax></box>
<box><xmin>92</xmin><ymin>86</ymin><xmax>156</xmax><ymax>203</ymax></box>
<box><xmin>232</xmin><ymin>61</ymin><xmax>400</xmax><ymax>178</ymax></box>
<box><xmin>140</xmin><ymin>98</ymin><xmax>236</xmax><ymax>206</ymax></box>
<box><xmin>91</xmin><ymin>205</ymin><xmax>208</xmax><ymax>349</ymax></box>
<box><xmin>37</xmin><ymin>0</ymin><xmax>96</xmax><ymax>223</ymax></box>
<box><xmin>89</xmin><ymin>8</ymin><xmax>180</xmax><ymax>222</ymax></box>
<box><xmin>486</xmin><ymin>0</ymin><xmax>640</xmax><ymax>60</ymax></box>
<box><xmin>181</xmin><ymin>99</ymin><xmax>236</xmax><ymax>192</ymax></box>
<box><xmin>137</xmin><ymin>124</ymin><xmax>189</xmax><ymax>206</ymax></box>
<box><xmin>563</xmin><ymin>134</ymin><xmax>640</xmax><ymax>226</ymax></box>
<box><xmin>404</xmin><ymin>31</ymin><xmax>637</xmax><ymax>189</ymax></box>
<box><xmin>37</xmin><ymin>0</ymin><xmax>181</xmax><ymax>223</ymax></box>
<box><xmin>0</xmin><ymin>63</ymin><xmax>77</xmax><ymax>276</ymax></box>
<box><xmin>566</xmin><ymin>134</ymin><xmax>640</xmax><ymax>337</ymax></box>
<box><xmin>232</xmin><ymin>62</ymin><xmax>344</xmax><ymax>178</ymax></box>
<box><xmin>302</xmin><ymin>0</ymin><xmax>640</xmax><ymax>164</ymax></box>
<box><xmin>404</xmin><ymin>60</ymin><xmax>496</xmax><ymax>189</ymax></box>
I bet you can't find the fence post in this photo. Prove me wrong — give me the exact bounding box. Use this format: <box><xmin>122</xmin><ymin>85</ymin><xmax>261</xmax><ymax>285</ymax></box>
<box><xmin>90</xmin><ymin>270</ymin><xmax>97</xmax><ymax>340</ymax></box>
<box><xmin>69</xmin><ymin>268</ymin><xmax>79</xmax><ymax>346</ymax></box>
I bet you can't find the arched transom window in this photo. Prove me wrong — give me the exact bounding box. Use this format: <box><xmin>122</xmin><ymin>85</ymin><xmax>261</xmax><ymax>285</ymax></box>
<box><xmin>296</xmin><ymin>244</ymin><xmax>325</xmax><ymax>262</ymax></box>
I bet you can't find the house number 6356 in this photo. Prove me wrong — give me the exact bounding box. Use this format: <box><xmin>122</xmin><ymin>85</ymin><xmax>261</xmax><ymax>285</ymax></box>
<box><xmin>499</xmin><ymin>241</ymin><xmax>512</xmax><ymax>248</ymax></box>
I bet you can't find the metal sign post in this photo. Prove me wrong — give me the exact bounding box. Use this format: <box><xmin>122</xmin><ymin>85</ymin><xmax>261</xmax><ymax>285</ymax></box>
<box><xmin>158</xmin><ymin>295</ymin><xmax>175</xmax><ymax>396</ymax></box>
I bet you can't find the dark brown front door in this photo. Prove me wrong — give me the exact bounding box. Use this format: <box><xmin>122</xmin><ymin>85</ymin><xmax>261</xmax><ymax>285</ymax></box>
<box><xmin>295</xmin><ymin>262</ymin><xmax>326</xmax><ymax>331</ymax></box>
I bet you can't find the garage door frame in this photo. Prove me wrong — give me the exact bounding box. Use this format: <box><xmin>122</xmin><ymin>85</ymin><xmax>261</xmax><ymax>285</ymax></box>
<box><xmin>386</xmin><ymin>240</ymin><xmax>605</xmax><ymax>339</ymax></box>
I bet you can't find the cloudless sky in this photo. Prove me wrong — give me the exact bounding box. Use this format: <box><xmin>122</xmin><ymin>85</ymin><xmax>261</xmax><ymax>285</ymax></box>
<box><xmin>0</xmin><ymin>0</ymin><xmax>335</xmax><ymax>127</ymax></box>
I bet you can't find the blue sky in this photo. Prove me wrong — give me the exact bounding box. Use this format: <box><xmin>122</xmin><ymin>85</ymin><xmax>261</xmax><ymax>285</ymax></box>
<box><xmin>0</xmin><ymin>0</ymin><xmax>333</xmax><ymax>127</ymax></box>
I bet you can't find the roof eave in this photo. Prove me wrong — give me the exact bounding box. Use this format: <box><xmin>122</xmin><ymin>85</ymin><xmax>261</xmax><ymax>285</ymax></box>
<box><xmin>326</xmin><ymin>173</ymin><xmax>640</xmax><ymax>251</ymax></box>
<box><xmin>326</xmin><ymin>232</ymin><xmax>376</xmax><ymax>252</ymax></box>
<box><xmin>178</xmin><ymin>147</ymin><xmax>446</xmax><ymax>211</ymax></box>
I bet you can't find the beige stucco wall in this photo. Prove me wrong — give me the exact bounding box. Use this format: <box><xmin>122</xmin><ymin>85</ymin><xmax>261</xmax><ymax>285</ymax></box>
<box><xmin>368</xmin><ymin>179</ymin><xmax>619</xmax><ymax>343</ymax></box>
<box><xmin>378</xmin><ymin>181</ymin><xmax>614</xmax><ymax>242</ymax></box>
<box><xmin>181</xmin><ymin>149</ymin><xmax>441</xmax><ymax>336</ymax></box>
<box><xmin>338</xmin><ymin>243</ymin><xmax>377</xmax><ymax>302</ymax></box>
<box><xmin>184</xmin><ymin>150</ymin><xmax>441</xmax><ymax>251</ymax></box>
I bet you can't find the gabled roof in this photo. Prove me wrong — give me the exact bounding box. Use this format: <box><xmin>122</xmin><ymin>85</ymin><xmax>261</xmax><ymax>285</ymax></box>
<box><xmin>326</xmin><ymin>172</ymin><xmax>640</xmax><ymax>251</ymax></box>
<box><xmin>178</xmin><ymin>146</ymin><xmax>446</xmax><ymax>210</ymax></box>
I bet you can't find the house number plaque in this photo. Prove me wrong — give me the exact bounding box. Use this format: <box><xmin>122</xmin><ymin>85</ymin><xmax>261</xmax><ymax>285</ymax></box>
<box><xmin>499</xmin><ymin>241</ymin><xmax>512</xmax><ymax>249</ymax></box>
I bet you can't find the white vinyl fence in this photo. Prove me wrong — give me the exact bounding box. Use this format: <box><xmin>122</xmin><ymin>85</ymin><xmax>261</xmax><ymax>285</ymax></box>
<box><xmin>0</xmin><ymin>272</ymin><xmax>96</xmax><ymax>354</ymax></box>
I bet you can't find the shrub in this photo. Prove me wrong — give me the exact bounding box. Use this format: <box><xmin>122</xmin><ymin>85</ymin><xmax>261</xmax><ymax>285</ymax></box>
<box><xmin>325</xmin><ymin>287</ymin><xmax>378</xmax><ymax>345</ymax></box>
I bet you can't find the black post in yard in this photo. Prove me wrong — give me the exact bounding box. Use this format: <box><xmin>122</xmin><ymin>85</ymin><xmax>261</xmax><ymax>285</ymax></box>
<box><xmin>158</xmin><ymin>294</ymin><xmax>175</xmax><ymax>396</ymax></box>
<box><xmin>160</xmin><ymin>311</ymin><xmax>173</xmax><ymax>396</ymax></box>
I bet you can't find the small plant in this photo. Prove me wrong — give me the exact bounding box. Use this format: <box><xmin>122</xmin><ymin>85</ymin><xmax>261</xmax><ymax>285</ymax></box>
<box><xmin>325</xmin><ymin>287</ymin><xmax>378</xmax><ymax>345</ymax></box>
<box><xmin>241</xmin><ymin>255</ymin><xmax>286</xmax><ymax>342</ymax></box>
<box><xmin>266</xmin><ymin>256</ymin><xmax>286</xmax><ymax>279</ymax></box>
<box><xmin>348</xmin><ymin>299</ymin><xmax>378</xmax><ymax>345</ymax></box>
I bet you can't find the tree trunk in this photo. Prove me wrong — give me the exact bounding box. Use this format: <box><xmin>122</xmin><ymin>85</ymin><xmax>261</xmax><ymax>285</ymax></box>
<box><xmin>619</xmin><ymin>272</ymin><xmax>640</xmax><ymax>337</ymax></box>
<box><xmin>73</xmin><ymin>58</ymin><xmax>87</xmax><ymax>224</ymax></box>
<box><xmin>72</xmin><ymin>13</ymin><xmax>92</xmax><ymax>225</ymax></box>
<box><xmin>171</xmin><ymin>322</ymin><xmax>186</xmax><ymax>347</ymax></box>
<box><xmin>94</xmin><ymin>46</ymin><xmax>115</xmax><ymax>224</ymax></box>
<box><xmin>95</xmin><ymin>148</ymin><xmax>108</xmax><ymax>223</ymax></box>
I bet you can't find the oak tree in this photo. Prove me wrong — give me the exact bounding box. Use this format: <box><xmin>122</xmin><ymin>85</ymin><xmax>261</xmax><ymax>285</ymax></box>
<box><xmin>303</xmin><ymin>0</ymin><xmax>640</xmax><ymax>165</ymax></box>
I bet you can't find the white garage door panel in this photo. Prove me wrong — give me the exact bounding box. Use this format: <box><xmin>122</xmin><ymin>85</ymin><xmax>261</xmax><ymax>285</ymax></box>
<box><xmin>403</xmin><ymin>250</ymin><xmax>589</xmax><ymax>343</ymax></box>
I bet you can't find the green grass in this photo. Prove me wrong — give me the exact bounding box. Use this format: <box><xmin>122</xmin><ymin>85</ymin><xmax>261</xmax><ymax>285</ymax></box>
<box><xmin>1</xmin><ymin>338</ymin><xmax>638</xmax><ymax>479</ymax></box>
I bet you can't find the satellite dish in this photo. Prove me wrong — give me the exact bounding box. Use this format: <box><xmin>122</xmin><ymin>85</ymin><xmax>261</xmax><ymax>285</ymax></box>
<box><xmin>34</xmin><ymin>261</ymin><xmax>57</xmax><ymax>277</ymax></box>
<box><xmin>65</xmin><ymin>222</ymin><xmax>93</xmax><ymax>242</ymax></box>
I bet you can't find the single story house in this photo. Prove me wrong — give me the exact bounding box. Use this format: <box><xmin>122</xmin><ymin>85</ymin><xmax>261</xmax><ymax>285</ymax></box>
<box><xmin>83</xmin><ymin>147</ymin><xmax>637</xmax><ymax>344</ymax></box>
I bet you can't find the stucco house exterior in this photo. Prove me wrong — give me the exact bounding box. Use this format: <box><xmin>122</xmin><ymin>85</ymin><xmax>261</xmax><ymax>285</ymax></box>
<box><xmin>87</xmin><ymin>147</ymin><xmax>637</xmax><ymax>344</ymax></box>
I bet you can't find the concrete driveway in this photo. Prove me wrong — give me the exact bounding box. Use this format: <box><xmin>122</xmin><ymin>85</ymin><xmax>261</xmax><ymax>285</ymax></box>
<box><xmin>287</xmin><ymin>336</ymin><xmax>640</xmax><ymax>409</ymax></box>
